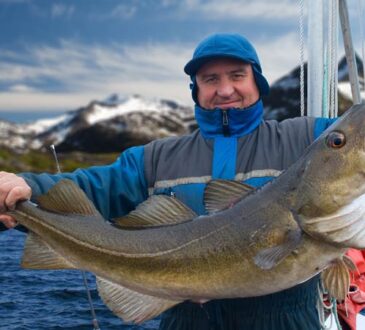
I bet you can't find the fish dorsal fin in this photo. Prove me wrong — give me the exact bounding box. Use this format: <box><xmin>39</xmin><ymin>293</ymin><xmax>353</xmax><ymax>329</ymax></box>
<box><xmin>204</xmin><ymin>179</ymin><xmax>254</xmax><ymax>214</ymax></box>
<box><xmin>114</xmin><ymin>195</ymin><xmax>197</xmax><ymax>229</ymax></box>
<box><xmin>321</xmin><ymin>256</ymin><xmax>351</xmax><ymax>301</ymax></box>
<box><xmin>21</xmin><ymin>232</ymin><xmax>77</xmax><ymax>270</ymax></box>
<box><xmin>37</xmin><ymin>179</ymin><xmax>100</xmax><ymax>216</ymax></box>
<box><xmin>96</xmin><ymin>276</ymin><xmax>182</xmax><ymax>323</ymax></box>
<box><xmin>254</xmin><ymin>227</ymin><xmax>302</xmax><ymax>270</ymax></box>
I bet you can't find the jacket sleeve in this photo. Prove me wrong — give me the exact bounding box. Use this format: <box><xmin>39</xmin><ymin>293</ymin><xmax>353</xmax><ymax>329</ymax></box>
<box><xmin>20</xmin><ymin>146</ymin><xmax>148</xmax><ymax>220</ymax></box>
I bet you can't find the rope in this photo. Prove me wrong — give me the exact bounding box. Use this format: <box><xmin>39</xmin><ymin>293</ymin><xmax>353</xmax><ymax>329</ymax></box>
<box><xmin>317</xmin><ymin>283</ymin><xmax>333</xmax><ymax>329</ymax></box>
<box><xmin>332</xmin><ymin>299</ymin><xmax>344</xmax><ymax>330</ymax></box>
<box><xmin>324</xmin><ymin>35</ymin><xmax>329</xmax><ymax>117</ymax></box>
<box><xmin>334</xmin><ymin>1</ymin><xmax>339</xmax><ymax>117</ymax></box>
<box><xmin>317</xmin><ymin>281</ymin><xmax>342</xmax><ymax>330</ymax></box>
<box><xmin>299</xmin><ymin>0</ymin><xmax>306</xmax><ymax>117</ymax></box>
<box><xmin>358</xmin><ymin>0</ymin><xmax>365</xmax><ymax>93</ymax></box>
<box><xmin>329</xmin><ymin>0</ymin><xmax>339</xmax><ymax>118</ymax></box>
<box><xmin>327</xmin><ymin>1</ymin><xmax>333</xmax><ymax>118</ymax></box>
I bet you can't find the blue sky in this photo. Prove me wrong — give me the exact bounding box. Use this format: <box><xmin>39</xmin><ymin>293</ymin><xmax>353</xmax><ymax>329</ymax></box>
<box><xmin>0</xmin><ymin>0</ymin><xmax>364</xmax><ymax>113</ymax></box>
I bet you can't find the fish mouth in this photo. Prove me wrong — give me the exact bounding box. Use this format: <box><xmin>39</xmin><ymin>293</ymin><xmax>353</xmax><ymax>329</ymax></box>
<box><xmin>301</xmin><ymin>192</ymin><xmax>365</xmax><ymax>248</ymax></box>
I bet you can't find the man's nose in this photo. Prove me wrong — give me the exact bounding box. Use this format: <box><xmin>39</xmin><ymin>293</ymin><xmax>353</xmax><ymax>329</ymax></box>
<box><xmin>216</xmin><ymin>80</ymin><xmax>234</xmax><ymax>97</ymax></box>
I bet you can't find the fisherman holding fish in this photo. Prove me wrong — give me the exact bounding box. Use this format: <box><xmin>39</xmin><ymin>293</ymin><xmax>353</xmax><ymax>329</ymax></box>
<box><xmin>0</xmin><ymin>33</ymin><xmax>365</xmax><ymax>330</ymax></box>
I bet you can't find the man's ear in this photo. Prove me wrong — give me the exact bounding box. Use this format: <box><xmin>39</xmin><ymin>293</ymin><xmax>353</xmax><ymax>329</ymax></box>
<box><xmin>190</xmin><ymin>76</ymin><xmax>199</xmax><ymax>105</ymax></box>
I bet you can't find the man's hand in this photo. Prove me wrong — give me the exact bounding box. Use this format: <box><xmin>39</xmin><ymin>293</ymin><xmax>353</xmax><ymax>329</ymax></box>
<box><xmin>0</xmin><ymin>172</ymin><xmax>31</xmax><ymax>228</ymax></box>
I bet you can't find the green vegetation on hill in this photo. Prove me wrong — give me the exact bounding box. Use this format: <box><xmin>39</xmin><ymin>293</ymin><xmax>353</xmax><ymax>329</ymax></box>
<box><xmin>0</xmin><ymin>148</ymin><xmax>120</xmax><ymax>173</ymax></box>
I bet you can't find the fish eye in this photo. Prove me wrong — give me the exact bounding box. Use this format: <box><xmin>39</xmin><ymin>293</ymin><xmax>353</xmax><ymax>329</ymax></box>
<box><xmin>326</xmin><ymin>131</ymin><xmax>346</xmax><ymax>148</ymax></box>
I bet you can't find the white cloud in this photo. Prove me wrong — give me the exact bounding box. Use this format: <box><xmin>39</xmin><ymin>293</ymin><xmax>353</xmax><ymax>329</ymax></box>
<box><xmin>160</xmin><ymin>0</ymin><xmax>177</xmax><ymax>7</ymax></box>
<box><xmin>180</xmin><ymin>0</ymin><xmax>300</xmax><ymax>20</ymax></box>
<box><xmin>110</xmin><ymin>4</ymin><xmax>137</xmax><ymax>19</ymax></box>
<box><xmin>1</xmin><ymin>30</ymin><xmax>334</xmax><ymax>112</ymax></box>
<box><xmin>8</xmin><ymin>84</ymin><xmax>37</xmax><ymax>93</ymax></box>
<box><xmin>0</xmin><ymin>40</ymin><xmax>193</xmax><ymax>111</ymax></box>
<box><xmin>0</xmin><ymin>91</ymin><xmax>99</xmax><ymax>111</ymax></box>
<box><xmin>255</xmin><ymin>32</ymin><xmax>303</xmax><ymax>83</ymax></box>
<box><xmin>51</xmin><ymin>4</ymin><xmax>75</xmax><ymax>18</ymax></box>
<box><xmin>89</xmin><ymin>4</ymin><xmax>138</xmax><ymax>20</ymax></box>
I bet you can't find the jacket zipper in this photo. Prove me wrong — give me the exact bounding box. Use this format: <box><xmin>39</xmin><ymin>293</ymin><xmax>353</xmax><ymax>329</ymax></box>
<box><xmin>222</xmin><ymin>110</ymin><xmax>230</xmax><ymax>136</ymax></box>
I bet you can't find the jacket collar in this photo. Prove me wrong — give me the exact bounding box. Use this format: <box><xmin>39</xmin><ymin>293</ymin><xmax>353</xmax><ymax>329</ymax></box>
<box><xmin>195</xmin><ymin>100</ymin><xmax>264</xmax><ymax>138</ymax></box>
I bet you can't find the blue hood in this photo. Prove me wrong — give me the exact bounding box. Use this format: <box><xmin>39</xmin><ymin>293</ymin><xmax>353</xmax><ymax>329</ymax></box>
<box><xmin>185</xmin><ymin>33</ymin><xmax>270</xmax><ymax>104</ymax></box>
<box><xmin>195</xmin><ymin>100</ymin><xmax>264</xmax><ymax>138</ymax></box>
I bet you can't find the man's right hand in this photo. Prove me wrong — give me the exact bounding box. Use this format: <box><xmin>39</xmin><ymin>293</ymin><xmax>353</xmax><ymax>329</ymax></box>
<box><xmin>0</xmin><ymin>172</ymin><xmax>32</xmax><ymax>229</ymax></box>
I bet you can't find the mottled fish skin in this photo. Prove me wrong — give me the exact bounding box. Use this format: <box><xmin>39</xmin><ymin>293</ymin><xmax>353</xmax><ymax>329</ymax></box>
<box><xmin>9</xmin><ymin>103</ymin><xmax>365</xmax><ymax>323</ymax></box>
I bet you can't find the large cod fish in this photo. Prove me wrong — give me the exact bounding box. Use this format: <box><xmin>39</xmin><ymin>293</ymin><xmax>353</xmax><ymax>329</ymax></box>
<box><xmin>9</xmin><ymin>103</ymin><xmax>365</xmax><ymax>323</ymax></box>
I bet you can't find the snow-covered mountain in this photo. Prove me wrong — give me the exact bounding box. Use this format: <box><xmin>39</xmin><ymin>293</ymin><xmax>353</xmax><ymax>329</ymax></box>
<box><xmin>263</xmin><ymin>55</ymin><xmax>364</xmax><ymax>121</ymax></box>
<box><xmin>0</xmin><ymin>94</ymin><xmax>195</xmax><ymax>153</ymax></box>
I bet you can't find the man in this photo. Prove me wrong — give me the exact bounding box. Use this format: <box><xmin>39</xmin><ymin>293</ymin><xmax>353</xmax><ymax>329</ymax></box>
<box><xmin>0</xmin><ymin>33</ymin><xmax>336</xmax><ymax>329</ymax></box>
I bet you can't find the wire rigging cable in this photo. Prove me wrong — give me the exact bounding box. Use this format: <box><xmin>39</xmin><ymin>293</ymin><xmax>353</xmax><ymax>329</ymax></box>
<box><xmin>328</xmin><ymin>0</ymin><xmax>339</xmax><ymax>118</ymax></box>
<box><xmin>299</xmin><ymin>0</ymin><xmax>305</xmax><ymax>117</ymax></box>
<box><xmin>358</xmin><ymin>0</ymin><xmax>365</xmax><ymax>93</ymax></box>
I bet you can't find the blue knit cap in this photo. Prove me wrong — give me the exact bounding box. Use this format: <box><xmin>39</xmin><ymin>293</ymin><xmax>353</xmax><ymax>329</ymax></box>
<box><xmin>184</xmin><ymin>33</ymin><xmax>270</xmax><ymax>104</ymax></box>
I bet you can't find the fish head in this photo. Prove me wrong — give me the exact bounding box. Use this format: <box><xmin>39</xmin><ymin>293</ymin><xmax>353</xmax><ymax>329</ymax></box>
<box><xmin>293</xmin><ymin>103</ymin><xmax>365</xmax><ymax>248</ymax></box>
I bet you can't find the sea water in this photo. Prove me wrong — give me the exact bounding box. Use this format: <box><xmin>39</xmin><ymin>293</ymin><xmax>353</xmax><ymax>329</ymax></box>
<box><xmin>0</xmin><ymin>230</ymin><xmax>160</xmax><ymax>330</ymax></box>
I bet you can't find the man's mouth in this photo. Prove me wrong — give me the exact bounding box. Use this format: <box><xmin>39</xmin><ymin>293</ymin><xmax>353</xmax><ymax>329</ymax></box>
<box><xmin>215</xmin><ymin>100</ymin><xmax>242</xmax><ymax>109</ymax></box>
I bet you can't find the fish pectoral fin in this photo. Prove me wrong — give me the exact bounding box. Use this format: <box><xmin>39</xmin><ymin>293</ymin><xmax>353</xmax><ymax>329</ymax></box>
<box><xmin>321</xmin><ymin>256</ymin><xmax>351</xmax><ymax>301</ymax></box>
<box><xmin>254</xmin><ymin>228</ymin><xmax>302</xmax><ymax>270</ymax></box>
<box><xmin>21</xmin><ymin>232</ymin><xmax>77</xmax><ymax>270</ymax></box>
<box><xmin>204</xmin><ymin>179</ymin><xmax>254</xmax><ymax>214</ymax></box>
<box><xmin>37</xmin><ymin>179</ymin><xmax>101</xmax><ymax>216</ymax></box>
<box><xmin>343</xmin><ymin>254</ymin><xmax>357</xmax><ymax>271</ymax></box>
<box><xmin>96</xmin><ymin>276</ymin><xmax>182</xmax><ymax>324</ymax></box>
<box><xmin>114</xmin><ymin>195</ymin><xmax>197</xmax><ymax>229</ymax></box>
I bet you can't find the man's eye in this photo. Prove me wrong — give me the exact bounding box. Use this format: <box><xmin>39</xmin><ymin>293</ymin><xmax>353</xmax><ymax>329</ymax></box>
<box><xmin>233</xmin><ymin>74</ymin><xmax>245</xmax><ymax>80</ymax></box>
<box><xmin>205</xmin><ymin>77</ymin><xmax>217</xmax><ymax>83</ymax></box>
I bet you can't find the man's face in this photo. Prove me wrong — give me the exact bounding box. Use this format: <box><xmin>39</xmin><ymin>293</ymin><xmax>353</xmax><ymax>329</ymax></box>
<box><xmin>195</xmin><ymin>58</ymin><xmax>260</xmax><ymax>110</ymax></box>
